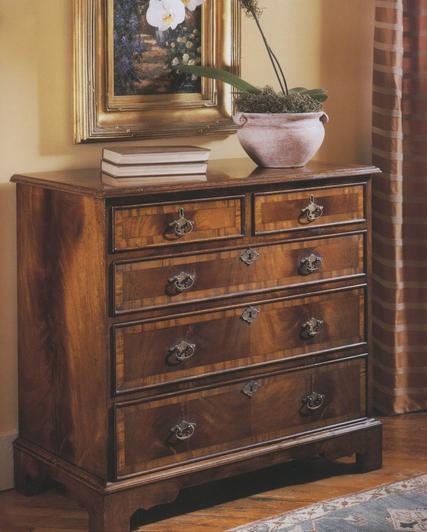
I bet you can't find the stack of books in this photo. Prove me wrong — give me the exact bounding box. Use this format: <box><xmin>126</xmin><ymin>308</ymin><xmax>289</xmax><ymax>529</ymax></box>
<box><xmin>101</xmin><ymin>146</ymin><xmax>210</xmax><ymax>186</ymax></box>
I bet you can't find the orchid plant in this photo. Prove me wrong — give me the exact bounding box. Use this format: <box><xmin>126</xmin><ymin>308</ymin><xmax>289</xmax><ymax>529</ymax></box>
<box><xmin>145</xmin><ymin>0</ymin><xmax>328</xmax><ymax>113</ymax></box>
<box><xmin>146</xmin><ymin>0</ymin><xmax>203</xmax><ymax>31</ymax></box>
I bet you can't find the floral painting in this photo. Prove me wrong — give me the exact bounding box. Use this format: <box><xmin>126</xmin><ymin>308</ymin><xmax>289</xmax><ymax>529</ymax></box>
<box><xmin>114</xmin><ymin>0</ymin><xmax>204</xmax><ymax>96</ymax></box>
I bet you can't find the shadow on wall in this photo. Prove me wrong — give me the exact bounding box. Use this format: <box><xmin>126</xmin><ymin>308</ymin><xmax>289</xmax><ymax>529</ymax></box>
<box><xmin>319</xmin><ymin>0</ymin><xmax>375</xmax><ymax>165</ymax></box>
<box><xmin>0</xmin><ymin>183</ymin><xmax>18</xmax><ymax>434</ymax></box>
<box><xmin>36</xmin><ymin>0</ymin><xmax>75</xmax><ymax>156</ymax></box>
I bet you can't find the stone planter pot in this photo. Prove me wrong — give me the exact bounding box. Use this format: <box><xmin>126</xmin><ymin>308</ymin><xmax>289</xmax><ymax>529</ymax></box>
<box><xmin>233</xmin><ymin>112</ymin><xmax>329</xmax><ymax>168</ymax></box>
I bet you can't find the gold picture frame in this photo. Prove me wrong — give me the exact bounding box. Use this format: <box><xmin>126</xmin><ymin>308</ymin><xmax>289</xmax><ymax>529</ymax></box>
<box><xmin>73</xmin><ymin>0</ymin><xmax>241</xmax><ymax>143</ymax></box>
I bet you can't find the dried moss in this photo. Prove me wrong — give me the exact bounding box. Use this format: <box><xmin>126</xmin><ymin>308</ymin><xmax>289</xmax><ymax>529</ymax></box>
<box><xmin>235</xmin><ymin>87</ymin><xmax>322</xmax><ymax>114</ymax></box>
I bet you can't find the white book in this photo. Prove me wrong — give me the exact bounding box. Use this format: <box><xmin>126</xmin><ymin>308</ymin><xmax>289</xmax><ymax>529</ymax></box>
<box><xmin>101</xmin><ymin>160</ymin><xmax>208</xmax><ymax>177</ymax></box>
<box><xmin>102</xmin><ymin>145</ymin><xmax>210</xmax><ymax>165</ymax></box>
<box><xmin>102</xmin><ymin>173</ymin><xmax>208</xmax><ymax>187</ymax></box>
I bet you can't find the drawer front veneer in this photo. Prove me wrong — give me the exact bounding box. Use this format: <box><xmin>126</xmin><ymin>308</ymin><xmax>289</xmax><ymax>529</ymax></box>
<box><xmin>112</xmin><ymin>197</ymin><xmax>244</xmax><ymax>252</ymax></box>
<box><xmin>113</xmin><ymin>287</ymin><xmax>366</xmax><ymax>393</ymax></box>
<box><xmin>113</xmin><ymin>234</ymin><xmax>365</xmax><ymax>314</ymax></box>
<box><xmin>254</xmin><ymin>185</ymin><xmax>365</xmax><ymax>235</ymax></box>
<box><xmin>115</xmin><ymin>358</ymin><xmax>366</xmax><ymax>477</ymax></box>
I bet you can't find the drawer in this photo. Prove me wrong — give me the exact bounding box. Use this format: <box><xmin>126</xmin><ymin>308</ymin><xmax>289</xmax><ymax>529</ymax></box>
<box><xmin>254</xmin><ymin>185</ymin><xmax>365</xmax><ymax>235</ymax></box>
<box><xmin>115</xmin><ymin>358</ymin><xmax>366</xmax><ymax>477</ymax></box>
<box><xmin>113</xmin><ymin>234</ymin><xmax>365</xmax><ymax>314</ymax></box>
<box><xmin>112</xmin><ymin>196</ymin><xmax>245</xmax><ymax>252</ymax></box>
<box><xmin>113</xmin><ymin>287</ymin><xmax>366</xmax><ymax>393</ymax></box>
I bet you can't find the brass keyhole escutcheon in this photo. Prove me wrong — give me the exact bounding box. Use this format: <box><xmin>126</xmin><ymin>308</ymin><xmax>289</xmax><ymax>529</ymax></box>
<box><xmin>241</xmin><ymin>306</ymin><xmax>260</xmax><ymax>325</ymax></box>
<box><xmin>242</xmin><ymin>380</ymin><xmax>262</xmax><ymax>397</ymax></box>
<box><xmin>240</xmin><ymin>248</ymin><xmax>261</xmax><ymax>266</ymax></box>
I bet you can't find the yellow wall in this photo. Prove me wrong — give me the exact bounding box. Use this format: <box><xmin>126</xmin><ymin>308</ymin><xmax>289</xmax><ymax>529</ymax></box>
<box><xmin>0</xmin><ymin>0</ymin><xmax>374</xmax><ymax>436</ymax></box>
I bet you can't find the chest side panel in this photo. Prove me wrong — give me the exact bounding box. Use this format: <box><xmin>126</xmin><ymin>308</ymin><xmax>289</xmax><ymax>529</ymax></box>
<box><xmin>17</xmin><ymin>184</ymin><xmax>109</xmax><ymax>479</ymax></box>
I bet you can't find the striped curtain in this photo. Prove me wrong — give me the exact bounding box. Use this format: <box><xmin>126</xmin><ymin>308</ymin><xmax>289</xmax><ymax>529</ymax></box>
<box><xmin>372</xmin><ymin>0</ymin><xmax>427</xmax><ymax>414</ymax></box>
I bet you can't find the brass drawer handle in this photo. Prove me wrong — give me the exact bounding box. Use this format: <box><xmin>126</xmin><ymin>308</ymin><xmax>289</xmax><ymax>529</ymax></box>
<box><xmin>301</xmin><ymin>195</ymin><xmax>324</xmax><ymax>223</ymax></box>
<box><xmin>303</xmin><ymin>391</ymin><xmax>326</xmax><ymax>411</ymax></box>
<box><xmin>242</xmin><ymin>380</ymin><xmax>262</xmax><ymax>397</ymax></box>
<box><xmin>169</xmin><ymin>340</ymin><xmax>196</xmax><ymax>363</ymax></box>
<box><xmin>240</xmin><ymin>248</ymin><xmax>261</xmax><ymax>266</ymax></box>
<box><xmin>168</xmin><ymin>208</ymin><xmax>194</xmax><ymax>238</ymax></box>
<box><xmin>298</xmin><ymin>252</ymin><xmax>323</xmax><ymax>275</ymax></box>
<box><xmin>168</xmin><ymin>271</ymin><xmax>196</xmax><ymax>294</ymax></box>
<box><xmin>171</xmin><ymin>420</ymin><xmax>197</xmax><ymax>441</ymax></box>
<box><xmin>241</xmin><ymin>306</ymin><xmax>260</xmax><ymax>325</ymax></box>
<box><xmin>300</xmin><ymin>317</ymin><xmax>324</xmax><ymax>339</ymax></box>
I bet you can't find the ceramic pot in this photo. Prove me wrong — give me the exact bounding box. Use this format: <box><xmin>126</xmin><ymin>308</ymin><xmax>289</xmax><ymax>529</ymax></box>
<box><xmin>233</xmin><ymin>112</ymin><xmax>329</xmax><ymax>168</ymax></box>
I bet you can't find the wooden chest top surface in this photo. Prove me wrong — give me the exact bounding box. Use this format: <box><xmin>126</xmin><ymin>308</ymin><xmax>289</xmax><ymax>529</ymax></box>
<box><xmin>11</xmin><ymin>159</ymin><xmax>380</xmax><ymax>198</ymax></box>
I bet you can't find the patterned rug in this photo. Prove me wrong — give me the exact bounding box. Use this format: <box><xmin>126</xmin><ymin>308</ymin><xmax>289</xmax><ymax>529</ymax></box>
<box><xmin>229</xmin><ymin>474</ymin><xmax>427</xmax><ymax>531</ymax></box>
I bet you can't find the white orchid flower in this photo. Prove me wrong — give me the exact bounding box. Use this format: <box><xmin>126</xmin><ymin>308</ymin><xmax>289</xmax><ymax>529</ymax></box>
<box><xmin>181</xmin><ymin>0</ymin><xmax>204</xmax><ymax>11</ymax></box>
<box><xmin>146</xmin><ymin>0</ymin><xmax>186</xmax><ymax>31</ymax></box>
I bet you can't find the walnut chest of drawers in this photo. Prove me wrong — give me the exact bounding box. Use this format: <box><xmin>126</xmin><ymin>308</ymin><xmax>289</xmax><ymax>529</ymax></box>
<box><xmin>12</xmin><ymin>160</ymin><xmax>382</xmax><ymax>532</ymax></box>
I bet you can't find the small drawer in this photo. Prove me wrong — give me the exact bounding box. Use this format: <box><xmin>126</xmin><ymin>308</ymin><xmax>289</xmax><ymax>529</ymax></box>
<box><xmin>113</xmin><ymin>287</ymin><xmax>366</xmax><ymax>393</ymax></box>
<box><xmin>112</xmin><ymin>196</ymin><xmax>245</xmax><ymax>252</ymax></box>
<box><xmin>113</xmin><ymin>234</ymin><xmax>365</xmax><ymax>314</ymax></box>
<box><xmin>115</xmin><ymin>358</ymin><xmax>366</xmax><ymax>477</ymax></box>
<box><xmin>254</xmin><ymin>185</ymin><xmax>365</xmax><ymax>235</ymax></box>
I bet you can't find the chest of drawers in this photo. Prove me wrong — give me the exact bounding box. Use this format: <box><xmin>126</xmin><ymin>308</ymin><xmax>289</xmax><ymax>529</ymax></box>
<box><xmin>11</xmin><ymin>160</ymin><xmax>382</xmax><ymax>532</ymax></box>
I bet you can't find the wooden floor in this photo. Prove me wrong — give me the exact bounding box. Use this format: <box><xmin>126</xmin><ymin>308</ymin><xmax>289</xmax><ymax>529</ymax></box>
<box><xmin>1</xmin><ymin>413</ymin><xmax>426</xmax><ymax>532</ymax></box>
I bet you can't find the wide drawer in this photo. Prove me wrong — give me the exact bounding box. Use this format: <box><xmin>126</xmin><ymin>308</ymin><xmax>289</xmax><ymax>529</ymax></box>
<box><xmin>254</xmin><ymin>185</ymin><xmax>365</xmax><ymax>235</ymax></box>
<box><xmin>113</xmin><ymin>234</ymin><xmax>365</xmax><ymax>314</ymax></box>
<box><xmin>113</xmin><ymin>287</ymin><xmax>366</xmax><ymax>393</ymax></box>
<box><xmin>115</xmin><ymin>358</ymin><xmax>366</xmax><ymax>477</ymax></box>
<box><xmin>112</xmin><ymin>196</ymin><xmax>245</xmax><ymax>252</ymax></box>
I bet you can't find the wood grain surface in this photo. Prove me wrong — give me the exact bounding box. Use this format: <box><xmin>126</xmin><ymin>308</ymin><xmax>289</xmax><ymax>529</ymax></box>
<box><xmin>254</xmin><ymin>184</ymin><xmax>365</xmax><ymax>235</ymax></box>
<box><xmin>16</xmin><ymin>184</ymin><xmax>109</xmax><ymax>479</ymax></box>
<box><xmin>113</xmin><ymin>287</ymin><xmax>366</xmax><ymax>392</ymax></box>
<box><xmin>113</xmin><ymin>234</ymin><xmax>365</xmax><ymax>314</ymax></box>
<box><xmin>11</xmin><ymin>159</ymin><xmax>381</xmax><ymax>198</ymax></box>
<box><xmin>115</xmin><ymin>358</ymin><xmax>366</xmax><ymax>477</ymax></box>
<box><xmin>112</xmin><ymin>196</ymin><xmax>244</xmax><ymax>252</ymax></box>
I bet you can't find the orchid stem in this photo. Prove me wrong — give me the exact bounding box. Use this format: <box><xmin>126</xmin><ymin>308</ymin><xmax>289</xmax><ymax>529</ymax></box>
<box><xmin>251</xmin><ymin>9</ymin><xmax>289</xmax><ymax>95</ymax></box>
<box><xmin>268</xmin><ymin>46</ymin><xmax>289</xmax><ymax>95</ymax></box>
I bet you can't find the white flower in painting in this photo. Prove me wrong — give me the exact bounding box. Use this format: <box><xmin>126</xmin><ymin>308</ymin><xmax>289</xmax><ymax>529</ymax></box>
<box><xmin>182</xmin><ymin>53</ymin><xmax>190</xmax><ymax>64</ymax></box>
<box><xmin>188</xmin><ymin>58</ymin><xmax>196</xmax><ymax>65</ymax></box>
<box><xmin>181</xmin><ymin>0</ymin><xmax>204</xmax><ymax>11</ymax></box>
<box><xmin>146</xmin><ymin>0</ymin><xmax>186</xmax><ymax>31</ymax></box>
<box><xmin>172</xmin><ymin>57</ymin><xmax>180</xmax><ymax>66</ymax></box>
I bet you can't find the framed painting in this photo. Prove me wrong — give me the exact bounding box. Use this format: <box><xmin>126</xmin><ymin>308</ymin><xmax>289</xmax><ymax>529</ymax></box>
<box><xmin>74</xmin><ymin>0</ymin><xmax>241</xmax><ymax>143</ymax></box>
